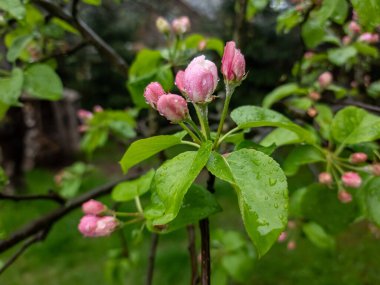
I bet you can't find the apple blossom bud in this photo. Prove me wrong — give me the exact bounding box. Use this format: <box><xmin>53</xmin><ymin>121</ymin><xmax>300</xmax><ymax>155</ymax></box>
<box><xmin>183</xmin><ymin>55</ymin><xmax>218</xmax><ymax>103</ymax></box>
<box><xmin>348</xmin><ymin>21</ymin><xmax>361</xmax><ymax>33</ymax></box>
<box><xmin>78</xmin><ymin>215</ymin><xmax>100</xmax><ymax>237</ymax></box>
<box><xmin>309</xmin><ymin>91</ymin><xmax>321</xmax><ymax>101</ymax></box>
<box><xmin>78</xmin><ymin>125</ymin><xmax>89</xmax><ymax>133</ymax></box>
<box><xmin>371</xmin><ymin>164</ymin><xmax>380</xmax><ymax>176</ymax></box>
<box><xmin>156</xmin><ymin>17</ymin><xmax>171</xmax><ymax>34</ymax></box>
<box><xmin>144</xmin><ymin>82</ymin><xmax>166</xmax><ymax>109</ymax></box>
<box><xmin>172</xmin><ymin>16</ymin><xmax>190</xmax><ymax>35</ymax></box>
<box><xmin>319</xmin><ymin>172</ymin><xmax>333</xmax><ymax>185</ymax></box>
<box><xmin>358</xmin><ymin>33</ymin><xmax>380</xmax><ymax>44</ymax></box>
<box><xmin>307</xmin><ymin>107</ymin><xmax>318</xmax><ymax>118</ymax></box>
<box><xmin>287</xmin><ymin>240</ymin><xmax>296</xmax><ymax>250</ymax></box>
<box><xmin>342</xmin><ymin>36</ymin><xmax>351</xmax><ymax>45</ymax></box>
<box><xmin>198</xmin><ymin>40</ymin><xmax>207</xmax><ymax>51</ymax></box>
<box><xmin>77</xmin><ymin>109</ymin><xmax>93</xmax><ymax>121</ymax></box>
<box><xmin>175</xmin><ymin>70</ymin><xmax>186</xmax><ymax>94</ymax></box>
<box><xmin>318</xmin><ymin>72</ymin><xmax>333</xmax><ymax>88</ymax></box>
<box><xmin>304</xmin><ymin>51</ymin><xmax>314</xmax><ymax>59</ymax></box>
<box><xmin>94</xmin><ymin>216</ymin><xmax>118</xmax><ymax>236</ymax></box>
<box><xmin>93</xmin><ymin>105</ymin><xmax>103</xmax><ymax>113</ymax></box>
<box><xmin>278</xmin><ymin>231</ymin><xmax>287</xmax><ymax>242</ymax></box>
<box><xmin>338</xmin><ymin>190</ymin><xmax>352</xmax><ymax>204</ymax></box>
<box><xmin>349</xmin><ymin>152</ymin><xmax>368</xmax><ymax>164</ymax></box>
<box><xmin>342</xmin><ymin>172</ymin><xmax>362</xmax><ymax>188</ymax></box>
<box><xmin>221</xmin><ymin>41</ymin><xmax>246</xmax><ymax>83</ymax></box>
<box><xmin>82</xmin><ymin>199</ymin><xmax>107</xmax><ymax>215</ymax></box>
<box><xmin>157</xmin><ymin>94</ymin><xmax>189</xmax><ymax>123</ymax></box>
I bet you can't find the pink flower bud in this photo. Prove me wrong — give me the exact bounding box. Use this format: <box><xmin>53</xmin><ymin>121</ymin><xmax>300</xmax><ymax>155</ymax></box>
<box><xmin>342</xmin><ymin>36</ymin><xmax>351</xmax><ymax>45</ymax></box>
<box><xmin>156</xmin><ymin>17</ymin><xmax>171</xmax><ymax>34</ymax></box>
<box><xmin>78</xmin><ymin>125</ymin><xmax>89</xmax><ymax>133</ymax></box>
<box><xmin>307</xmin><ymin>107</ymin><xmax>318</xmax><ymax>118</ymax></box>
<box><xmin>198</xmin><ymin>40</ymin><xmax>207</xmax><ymax>51</ymax></box>
<box><xmin>371</xmin><ymin>164</ymin><xmax>380</xmax><ymax>176</ymax></box>
<box><xmin>221</xmin><ymin>41</ymin><xmax>246</xmax><ymax>82</ymax></box>
<box><xmin>338</xmin><ymin>190</ymin><xmax>352</xmax><ymax>204</ymax></box>
<box><xmin>93</xmin><ymin>105</ymin><xmax>103</xmax><ymax>113</ymax></box>
<box><xmin>349</xmin><ymin>152</ymin><xmax>368</xmax><ymax>164</ymax></box>
<box><xmin>318</xmin><ymin>72</ymin><xmax>333</xmax><ymax>88</ymax></box>
<box><xmin>78</xmin><ymin>215</ymin><xmax>100</xmax><ymax>237</ymax></box>
<box><xmin>278</xmin><ymin>231</ymin><xmax>287</xmax><ymax>242</ymax></box>
<box><xmin>144</xmin><ymin>82</ymin><xmax>166</xmax><ymax>109</ymax></box>
<box><xmin>304</xmin><ymin>51</ymin><xmax>314</xmax><ymax>59</ymax></box>
<box><xmin>342</xmin><ymin>172</ymin><xmax>362</xmax><ymax>188</ymax></box>
<box><xmin>358</xmin><ymin>33</ymin><xmax>379</xmax><ymax>44</ymax></box>
<box><xmin>287</xmin><ymin>240</ymin><xmax>296</xmax><ymax>250</ymax></box>
<box><xmin>94</xmin><ymin>216</ymin><xmax>118</xmax><ymax>236</ymax></box>
<box><xmin>309</xmin><ymin>91</ymin><xmax>321</xmax><ymax>101</ymax></box>
<box><xmin>82</xmin><ymin>199</ymin><xmax>107</xmax><ymax>215</ymax></box>
<box><xmin>157</xmin><ymin>94</ymin><xmax>189</xmax><ymax>123</ymax></box>
<box><xmin>77</xmin><ymin>109</ymin><xmax>93</xmax><ymax>121</ymax></box>
<box><xmin>348</xmin><ymin>21</ymin><xmax>361</xmax><ymax>33</ymax></box>
<box><xmin>175</xmin><ymin>70</ymin><xmax>186</xmax><ymax>94</ymax></box>
<box><xmin>319</xmin><ymin>172</ymin><xmax>333</xmax><ymax>185</ymax></box>
<box><xmin>172</xmin><ymin>16</ymin><xmax>190</xmax><ymax>34</ymax></box>
<box><xmin>183</xmin><ymin>55</ymin><xmax>218</xmax><ymax>103</ymax></box>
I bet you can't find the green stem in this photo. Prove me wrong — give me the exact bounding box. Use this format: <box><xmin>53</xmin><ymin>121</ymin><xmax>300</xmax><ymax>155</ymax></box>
<box><xmin>213</xmin><ymin>84</ymin><xmax>234</xmax><ymax>149</ymax></box>
<box><xmin>113</xmin><ymin>212</ymin><xmax>142</xmax><ymax>217</ymax></box>
<box><xmin>179</xmin><ymin>122</ymin><xmax>201</xmax><ymax>143</ymax></box>
<box><xmin>185</xmin><ymin>118</ymin><xmax>206</xmax><ymax>141</ymax></box>
<box><xmin>217</xmin><ymin>127</ymin><xmax>240</xmax><ymax>147</ymax></box>
<box><xmin>334</xmin><ymin>142</ymin><xmax>346</xmax><ymax>156</ymax></box>
<box><xmin>135</xmin><ymin>197</ymin><xmax>143</xmax><ymax>213</ymax></box>
<box><xmin>181</xmin><ymin>140</ymin><xmax>200</xmax><ymax>148</ymax></box>
<box><xmin>199</xmin><ymin>104</ymin><xmax>211</xmax><ymax>140</ymax></box>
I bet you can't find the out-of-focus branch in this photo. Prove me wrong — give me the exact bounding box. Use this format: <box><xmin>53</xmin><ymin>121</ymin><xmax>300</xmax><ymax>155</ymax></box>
<box><xmin>233</xmin><ymin>0</ymin><xmax>248</xmax><ymax>47</ymax></box>
<box><xmin>38</xmin><ymin>41</ymin><xmax>88</xmax><ymax>63</ymax></box>
<box><xmin>146</xmin><ymin>233</ymin><xmax>159</xmax><ymax>285</ymax></box>
<box><xmin>0</xmin><ymin>190</ymin><xmax>66</xmax><ymax>205</ymax></box>
<box><xmin>187</xmin><ymin>225</ymin><xmax>199</xmax><ymax>285</ymax></box>
<box><xmin>0</xmin><ymin>174</ymin><xmax>139</xmax><ymax>256</ymax></box>
<box><xmin>32</xmin><ymin>0</ymin><xmax>128</xmax><ymax>76</ymax></box>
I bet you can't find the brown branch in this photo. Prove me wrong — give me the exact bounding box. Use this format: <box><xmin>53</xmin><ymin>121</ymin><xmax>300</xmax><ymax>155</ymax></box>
<box><xmin>146</xmin><ymin>233</ymin><xmax>159</xmax><ymax>285</ymax></box>
<box><xmin>38</xmin><ymin>41</ymin><xmax>88</xmax><ymax>63</ymax></box>
<box><xmin>0</xmin><ymin>174</ymin><xmax>139</xmax><ymax>255</ymax></box>
<box><xmin>187</xmin><ymin>225</ymin><xmax>199</xmax><ymax>285</ymax></box>
<box><xmin>233</xmin><ymin>0</ymin><xmax>248</xmax><ymax>48</ymax></box>
<box><xmin>0</xmin><ymin>190</ymin><xmax>66</xmax><ymax>205</ymax></box>
<box><xmin>32</xmin><ymin>0</ymin><xmax>128</xmax><ymax>76</ymax></box>
<box><xmin>0</xmin><ymin>229</ymin><xmax>50</xmax><ymax>275</ymax></box>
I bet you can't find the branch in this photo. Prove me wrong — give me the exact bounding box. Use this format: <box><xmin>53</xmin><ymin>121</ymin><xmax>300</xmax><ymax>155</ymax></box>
<box><xmin>0</xmin><ymin>190</ymin><xmax>66</xmax><ymax>205</ymax></box>
<box><xmin>146</xmin><ymin>233</ymin><xmax>159</xmax><ymax>285</ymax></box>
<box><xmin>0</xmin><ymin>174</ymin><xmax>139</xmax><ymax>255</ymax></box>
<box><xmin>32</xmin><ymin>0</ymin><xmax>128</xmax><ymax>76</ymax></box>
<box><xmin>187</xmin><ymin>225</ymin><xmax>199</xmax><ymax>285</ymax></box>
<box><xmin>38</xmin><ymin>41</ymin><xmax>88</xmax><ymax>63</ymax></box>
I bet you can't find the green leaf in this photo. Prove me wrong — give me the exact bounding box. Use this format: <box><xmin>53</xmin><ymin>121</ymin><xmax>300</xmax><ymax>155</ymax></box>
<box><xmin>184</xmin><ymin>34</ymin><xmax>204</xmax><ymax>49</ymax></box>
<box><xmin>367</xmin><ymin>80</ymin><xmax>380</xmax><ymax>98</ymax></box>
<box><xmin>151</xmin><ymin>141</ymin><xmax>213</xmax><ymax>225</ymax></box>
<box><xmin>51</xmin><ymin>18</ymin><xmax>79</xmax><ymax>35</ymax></box>
<box><xmin>23</xmin><ymin>64</ymin><xmax>63</xmax><ymax>100</ymax></box>
<box><xmin>231</xmin><ymin>106</ymin><xmax>316</xmax><ymax>144</ymax></box>
<box><xmin>327</xmin><ymin>46</ymin><xmax>357</xmax><ymax>66</ymax></box>
<box><xmin>276</xmin><ymin>8</ymin><xmax>302</xmax><ymax>33</ymax></box>
<box><xmin>0</xmin><ymin>167</ymin><xmax>8</xmax><ymax>188</ymax></box>
<box><xmin>262</xmin><ymin>83</ymin><xmax>307</xmax><ymax>108</ymax></box>
<box><xmin>6</xmin><ymin>34</ymin><xmax>33</xmax><ymax>62</ymax></box>
<box><xmin>288</xmin><ymin>97</ymin><xmax>313</xmax><ymax>111</ymax></box>
<box><xmin>301</xmin><ymin>184</ymin><xmax>358</xmax><ymax>234</ymax></box>
<box><xmin>206</xmin><ymin>38</ymin><xmax>224</xmax><ymax>56</ymax></box>
<box><xmin>206</xmin><ymin>152</ymin><xmax>235</xmax><ymax>184</ymax></box>
<box><xmin>147</xmin><ymin>184</ymin><xmax>221</xmax><ymax>233</ymax></box>
<box><xmin>0</xmin><ymin>68</ymin><xmax>23</xmax><ymax>105</ymax></box>
<box><xmin>119</xmin><ymin>132</ymin><xmax>186</xmax><ymax>173</ymax></box>
<box><xmin>331</xmin><ymin>106</ymin><xmax>380</xmax><ymax>144</ymax></box>
<box><xmin>351</xmin><ymin>0</ymin><xmax>380</xmax><ymax>31</ymax></box>
<box><xmin>301</xmin><ymin>17</ymin><xmax>325</xmax><ymax>48</ymax></box>
<box><xmin>315</xmin><ymin>104</ymin><xmax>333</xmax><ymax>140</ymax></box>
<box><xmin>362</xmin><ymin>177</ymin><xmax>380</xmax><ymax>226</ymax></box>
<box><xmin>303</xmin><ymin>222</ymin><xmax>336</xmax><ymax>250</ymax></box>
<box><xmin>261</xmin><ymin>128</ymin><xmax>302</xmax><ymax>147</ymax></box>
<box><xmin>0</xmin><ymin>0</ymin><xmax>25</xmax><ymax>20</ymax></box>
<box><xmin>354</xmin><ymin>42</ymin><xmax>379</xmax><ymax>58</ymax></box>
<box><xmin>283</xmin><ymin>145</ymin><xmax>325</xmax><ymax>176</ymax></box>
<box><xmin>112</xmin><ymin>169</ymin><xmax>155</xmax><ymax>202</ymax></box>
<box><xmin>80</xmin><ymin>128</ymin><xmax>108</xmax><ymax>154</ymax></box>
<box><xmin>0</xmin><ymin>101</ymin><xmax>9</xmax><ymax>121</ymax></box>
<box><xmin>59</xmin><ymin>162</ymin><xmax>91</xmax><ymax>198</ymax></box>
<box><xmin>83</xmin><ymin>0</ymin><xmax>102</xmax><ymax>5</ymax></box>
<box><xmin>330</xmin><ymin>0</ymin><xmax>348</xmax><ymax>24</ymax></box>
<box><xmin>226</xmin><ymin>149</ymin><xmax>288</xmax><ymax>257</ymax></box>
<box><xmin>235</xmin><ymin>140</ymin><xmax>276</xmax><ymax>155</ymax></box>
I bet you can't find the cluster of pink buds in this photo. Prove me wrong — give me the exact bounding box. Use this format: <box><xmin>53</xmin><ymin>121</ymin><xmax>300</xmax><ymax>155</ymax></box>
<box><xmin>277</xmin><ymin>220</ymin><xmax>298</xmax><ymax>251</ymax></box>
<box><xmin>76</xmin><ymin>105</ymin><xmax>104</xmax><ymax>133</ymax></box>
<box><xmin>78</xmin><ymin>200</ymin><xmax>118</xmax><ymax>237</ymax></box>
<box><xmin>156</xmin><ymin>16</ymin><xmax>190</xmax><ymax>35</ymax></box>
<box><xmin>358</xmin><ymin>33</ymin><xmax>379</xmax><ymax>44</ymax></box>
<box><xmin>348</xmin><ymin>21</ymin><xmax>361</xmax><ymax>34</ymax></box>
<box><xmin>143</xmin><ymin>41</ymin><xmax>246</xmax><ymax>125</ymax></box>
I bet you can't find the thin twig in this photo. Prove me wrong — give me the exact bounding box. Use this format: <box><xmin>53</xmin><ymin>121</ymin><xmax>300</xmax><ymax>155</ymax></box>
<box><xmin>0</xmin><ymin>190</ymin><xmax>66</xmax><ymax>205</ymax></box>
<box><xmin>38</xmin><ymin>41</ymin><xmax>88</xmax><ymax>62</ymax></box>
<box><xmin>32</xmin><ymin>0</ymin><xmax>128</xmax><ymax>75</ymax></box>
<box><xmin>187</xmin><ymin>225</ymin><xmax>199</xmax><ymax>285</ymax></box>
<box><xmin>71</xmin><ymin>0</ymin><xmax>80</xmax><ymax>21</ymax></box>
<box><xmin>146</xmin><ymin>233</ymin><xmax>159</xmax><ymax>285</ymax></box>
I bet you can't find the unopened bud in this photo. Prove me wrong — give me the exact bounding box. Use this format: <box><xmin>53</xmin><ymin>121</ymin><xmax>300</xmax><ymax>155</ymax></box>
<box><xmin>341</xmin><ymin>172</ymin><xmax>362</xmax><ymax>188</ymax></box>
<box><xmin>348</xmin><ymin>21</ymin><xmax>361</xmax><ymax>33</ymax></box>
<box><xmin>156</xmin><ymin>17</ymin><xmax>171</xmax><ymax>34</ymax></box>
<box><xmin>198</xmin><ymin>40</ymin><xmax>207</xmax><ymax>51</ymax></box>
<box><xmin>221</xmin><ymin>41</ymin><xmax>246</xmax><ymax>83</ymax></box>
<box><xmin>157</xmin><ymin>94</ymin><xmax>189</xmax><ymax>123</ymax></box>
<box><xmin>144</xmin><ymin>82</ymin><xmax>166</xmax><ymax>109</ymax></box>
<box><xmin>82</xmin><ymin>199</ymin><xmax>107</xmax><ymax>215</ymax></box>
<box><xmin>349</xmin><ymin>152</ymin><xmax>368</xmax><ymax>164</ymax></box>
<box><xmin>318</xmin><ymin>72</ymin><xmax>333</xmax><ymax>88</ymax></box>
<box><xmin>172</xmin><ymin>16</ymin><xmax>190</xmax><ymax>35</ymax></box>
<box><xmin>77</xmin><ymin>109</ymin><xmax>93</xmax><ymax>121</ymax></box>
<box><xmin>287</xmin><ymin>240</ymin><xmax>296</xmax><ymax>250</ymax></box>
<box><xmin>342</xmin><ymin>36</ymin><xmax>351</xmax><ymax>45</ymax></box>
<box><xmin>309</xmin><ymin>91</ymin><xmax>321</xmax><ymax>101</ymax></box>
<box><xmin>278</xmin><ymin>231</ymin><xmax>287</xmax><ymax>242</ymax></box>
<box><xmin>371</xmin><ymin>164</ymin><xmax>380</xmax><ymax>176</ymax></box>
<box><xmin>358</xmin><ymin>33</ymin><xmax>379</xmax><ymax>44</ymax></box>
<box><xmin>93</xmin><ymin>105</ymin><xmax>103</xmax><ymax>113</ymax></box>
<box><xmin>307</xmin><ymin>107</ymin><xmax>318</xmax><ymax>118</ymax></box>
<box><xmin>319</xmin><ymin>172</ymin><xmax>332</xmax><ymax>185</ymax></box>
<box><xmin>338</xmin><ymin>190</ymin><xmax>352</xmax><ymax>203</ymax></box>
